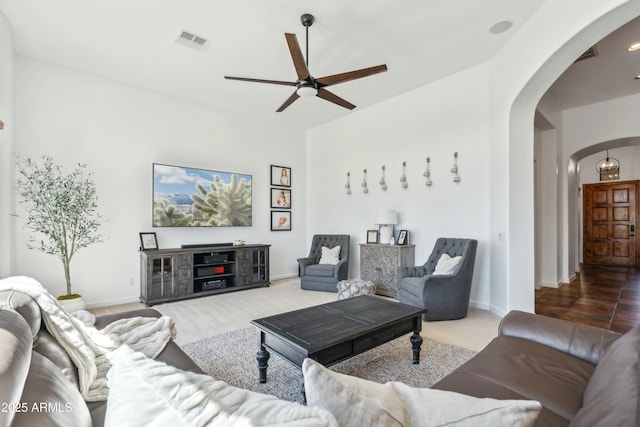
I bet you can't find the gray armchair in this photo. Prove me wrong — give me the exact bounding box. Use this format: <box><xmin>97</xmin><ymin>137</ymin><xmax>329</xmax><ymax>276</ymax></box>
<box><xmin>298</xmin><ymin>234</ymin><xmax>350</xmax><ymax>292</ymax></box>
<box><xmin>397</xmin><ymin>238</ymin><xmax>477</xmax><ymax>321</ymax></box>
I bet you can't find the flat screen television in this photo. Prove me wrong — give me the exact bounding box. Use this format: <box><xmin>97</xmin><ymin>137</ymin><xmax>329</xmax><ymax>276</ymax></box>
<box><xmin>152</xmin><ymin>163</ymin><xmax>252</xmax><ymax>227</ymax></box>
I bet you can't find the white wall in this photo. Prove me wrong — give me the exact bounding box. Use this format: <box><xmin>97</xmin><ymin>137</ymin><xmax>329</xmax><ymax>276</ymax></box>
<box><xmin>13</xmin><ymin>57</ymin><xmax>307</xmax><ymax>307</ymax></box>
<box><xmin>0</xmin><ymin>11</ymin><xmax>15</xmax><ymax>279</ymax></box>
<box><xmin>307</xmin><ymin>63</ymin><xmax>492</xmax><ymax>309</ymax></box>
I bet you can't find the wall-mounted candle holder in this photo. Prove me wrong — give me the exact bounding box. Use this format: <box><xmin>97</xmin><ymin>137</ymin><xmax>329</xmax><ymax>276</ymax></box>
<box><xmin>400</xmin><ymin>161</ymin><xmax>408</xmax><ymax>189</ymax></box>
<box><xmin>345</xmin><ymin>172</ymin><xmax>351</xmax><ymax>194</ymax></box>
<box><xmin>379</xmin><ymin>165</ymin><xmax>387</xmax><ymax>190</ymax></box>
<box><xmin>362</xmin><ymin>169</ymin><xmax>368</xmax><ymax>193</ymax></box>
<box><xmin>451</xmin><ymin>152</ymin><xmax>461</xmax><ymax>183</ymax></box>
<box><xmin>423</xmin><ymin>156</ymin><xmax>432</xmax><ymax>186</ymax></box>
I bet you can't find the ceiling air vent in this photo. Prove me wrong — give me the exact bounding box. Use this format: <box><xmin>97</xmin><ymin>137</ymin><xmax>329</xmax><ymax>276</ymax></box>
<box><xmin>175</xmin><ymin>30</ymin><xmax>209</xmax><ymax>51</ymax></box>
<box><xmin>574</xmin><ymin>46</ymin><xmax>598</xmax><ymax>63</ymax></box>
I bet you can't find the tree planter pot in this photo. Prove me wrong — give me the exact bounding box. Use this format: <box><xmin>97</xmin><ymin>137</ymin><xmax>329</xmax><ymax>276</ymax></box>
<box><xmin>57</xmin><ymin>295</ymin><xmax>86</xmax><ymax>313</ymax></box>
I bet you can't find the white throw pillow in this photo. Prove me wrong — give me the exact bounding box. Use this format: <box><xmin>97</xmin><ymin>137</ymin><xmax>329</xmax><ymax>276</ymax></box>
<box><xmin>105</xmin><ymin>345</ymin><xmax>338</xmax><ymax>427</ymax></box>
<box><xmin>302</xmin><ymin>358</ymin><xmax>541</xmax><ymax>427</ymax></box>
<box><xmin>319</xmin><ymin>246</ymin><xmax>341</xmax><ymax>265</ymax></box>
<box><xmin>433</xmin><ymin>253</ymin><xmax>463</xmax><ymax>275</ymax></box>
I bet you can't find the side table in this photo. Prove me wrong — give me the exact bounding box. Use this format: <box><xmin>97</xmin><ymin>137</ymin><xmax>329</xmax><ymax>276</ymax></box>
<box><xmin>359</xmin><ymin>244</ymin><xmax>415</xmax><ymax>298</ymax></box>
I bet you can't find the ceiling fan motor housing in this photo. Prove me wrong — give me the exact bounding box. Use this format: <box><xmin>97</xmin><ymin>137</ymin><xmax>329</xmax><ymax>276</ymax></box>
<box><xmin>300</xmin><ymin>14</ymin><xmax>314</xmax><ymax>27</ymax></box>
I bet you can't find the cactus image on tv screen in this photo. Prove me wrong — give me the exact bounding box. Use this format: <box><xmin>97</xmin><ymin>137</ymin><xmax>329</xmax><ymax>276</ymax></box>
<box><xmin>153</xmin><ymin>163</ymin><xmax>252</xmax><ymax>227</ymax></box>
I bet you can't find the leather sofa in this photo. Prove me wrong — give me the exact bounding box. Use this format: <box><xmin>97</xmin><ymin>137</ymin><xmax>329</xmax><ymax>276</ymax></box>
<box><xmin>432</xmin><ymin>310</ymin><xmax>638</xmax><ymax>426</ymax></box>
<box><xmin>0</xmin><ymin>290</ymin><xmax>202</xmax><ymax>427</ymax></box>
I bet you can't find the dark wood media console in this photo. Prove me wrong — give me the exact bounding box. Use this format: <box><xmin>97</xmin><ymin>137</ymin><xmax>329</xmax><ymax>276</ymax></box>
<box><xmin>140</xmin><ymin>244</ymin><xmax>270</xmax><ymax>305</ymax></box>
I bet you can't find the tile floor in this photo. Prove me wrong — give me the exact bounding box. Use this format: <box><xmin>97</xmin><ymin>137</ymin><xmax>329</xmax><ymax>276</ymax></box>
<box><xmin>535</xmin><ymin>264</ymin><xmax>640</xmax><ymax>333</ymax></box>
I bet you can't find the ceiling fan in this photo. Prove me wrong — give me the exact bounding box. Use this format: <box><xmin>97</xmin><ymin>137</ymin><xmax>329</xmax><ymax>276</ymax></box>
<box><xmin>224</xmin><ymin>13</ymin><xmax>388</xmax><ymax>112</ymax></box>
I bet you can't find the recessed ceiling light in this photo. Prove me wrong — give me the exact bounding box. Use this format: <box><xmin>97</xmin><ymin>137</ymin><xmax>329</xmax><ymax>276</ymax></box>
<box><xmin>635</xmin><ymin>75</ymin><xmax>640</xmax><ymax>80</ymax></box>
<box><xmin>489</xmin><ymin>21</ymin><xmax>512</xmax><ymax>34</ymax></box>
<box><xmin>628</xmin><ymin>43</ymin><xmax>640</xmax><ymax>52</ymax></box>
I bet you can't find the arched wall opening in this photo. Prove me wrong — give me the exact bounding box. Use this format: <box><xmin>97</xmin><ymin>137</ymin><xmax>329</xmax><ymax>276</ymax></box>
<box><xmin>504</xmin><ymin>1</ymin><xmax>640</xmax><ymax>313</ymax></box>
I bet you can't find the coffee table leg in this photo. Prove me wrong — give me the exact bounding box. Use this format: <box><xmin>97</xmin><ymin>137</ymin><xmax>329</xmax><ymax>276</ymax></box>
<box><xmin>257</xmin><ymin>332</ymin><xmax>271</xmax><ymax>383</ymax></box>
<box><xmin>410</xmin><ymin>332</ymin><xmax>423</xmax><ymax>364</ymax></box>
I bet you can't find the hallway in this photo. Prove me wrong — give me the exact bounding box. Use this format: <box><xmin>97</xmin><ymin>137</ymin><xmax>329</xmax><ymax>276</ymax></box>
<box><xmin>535</xmin><ymin>264</ymin><xmax>640</xmax><ymax>333</ymax></box>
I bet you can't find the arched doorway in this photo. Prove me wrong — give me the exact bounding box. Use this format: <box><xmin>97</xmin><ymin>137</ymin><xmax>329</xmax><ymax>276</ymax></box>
<box><xmin>505</xmin><ymin>1</ymin><xmax>640</xmax><ymax>313</ymax></box>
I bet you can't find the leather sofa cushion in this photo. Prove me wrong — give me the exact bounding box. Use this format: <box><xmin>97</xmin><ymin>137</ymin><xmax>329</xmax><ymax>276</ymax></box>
<box><xmin>569</xmin><ymin>325</ymin><xmax>640</xmax><ymax>427</ymax></box>
<box><xmin>433</xmin><ymin>335</ymin><xmax>595</xmax><ymax>423</ymax></box>
<box><xmin>0</xmin><ymin>290</ymin><xmax>42</xmax><ymax>341</ymax></box>
<box><xmin>0</xmin><ymin>310</ymin><xmax>33</xmax><ymax>427</ymax></box>
<box><xmin>12</xmin><ymin>351</ymin><xmax>92</xmax><ymax>427</ymax></box>
<box><xmin>305</xmin><ymin>264</ymin><xmax>337</xmax><ymax>277</ymax></box>
<box><xmin>34</xmin><ymin>329</ymin><xmax>80</xmax><ymax>387</ymax></box>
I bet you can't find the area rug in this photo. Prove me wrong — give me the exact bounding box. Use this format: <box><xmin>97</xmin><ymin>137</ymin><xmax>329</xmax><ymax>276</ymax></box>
<box><xmin>181</xmin><ymin>327</ymin><xmax>477</xmax><ymax>404</ymax></box>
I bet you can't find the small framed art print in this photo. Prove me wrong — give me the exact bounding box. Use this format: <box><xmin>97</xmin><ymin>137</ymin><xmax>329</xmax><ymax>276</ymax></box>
<box><xmin>271</xmin><ymin>188</ymin><xmax>291</xmax><ymax>209</ymax></box>
<box><xmin>366</xmin><ymin>230</ymin><xmax>379</xmax><ymax>244</ymax></box>
<box><xmin>397</xmin><ymin>230</ymin><xmax>409</xmax><ymax>245</ymax></box>
<box><xmin>271</xmin><ymin>165</ymin><xmax>291</xmax><ymax>187</ymax></box>
<box><xmin>139</xmin><ymin>232</ymin><xmax>158</xmax><ymax>250</ymax></box>
<box><xmin>271</xmin><ymin>211</ymin><xmax>291</xmax><ymax>231</ymax></box>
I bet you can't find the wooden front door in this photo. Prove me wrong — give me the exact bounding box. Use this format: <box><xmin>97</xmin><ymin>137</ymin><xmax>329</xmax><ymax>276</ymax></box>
<box><xmin>583</xmin><ymin>180</ymin><xmax>639</xmax><ymax>266</ymax></box>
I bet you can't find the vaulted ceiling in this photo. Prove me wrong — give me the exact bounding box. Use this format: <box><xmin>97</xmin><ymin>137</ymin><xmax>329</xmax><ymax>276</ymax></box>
<box><xmin>1</xmin><ymin>1</ymin><xmax>638</xmax><ymax>129</ymax></box>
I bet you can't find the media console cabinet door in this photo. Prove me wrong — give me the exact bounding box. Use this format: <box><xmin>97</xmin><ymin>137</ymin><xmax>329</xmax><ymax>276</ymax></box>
<box><xmin>359</xmin><ymin>244</ymin><xmax>415</xmax><ymax>297</ymax></box>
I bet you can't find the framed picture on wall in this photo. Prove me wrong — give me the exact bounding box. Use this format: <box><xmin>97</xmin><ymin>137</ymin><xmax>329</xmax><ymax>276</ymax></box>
<box><xmin>366</xmin><ymin>230</ymin><xmax>379</xmax><ymax>244</ymax></box>
<box><xmin>271</xmin><ymin>165</ymin><xmax>291</xmax><ymax>187</ymax></box>
<box><xmin>271</xmin><ymin>211</ymin><xmax>291</xmax><ymax>231</ymax></box>
<box><xmin>270</xmin><ymin>188</ymin><xmax>291</xmax><ymax>209</ymax></box>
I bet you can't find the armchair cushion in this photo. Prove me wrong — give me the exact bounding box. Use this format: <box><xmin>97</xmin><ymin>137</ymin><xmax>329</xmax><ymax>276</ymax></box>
<box><xmin>305</xmin><ymin>264</ymin><xmax>339</xmax><ymax>277</ymax></box>
<box><xmin>433</xmin><ymin>254</ymin><xmax>463</xmax><ymax>275</ymax></box>
<box><xmin>319</xmin><ymin>246</ymin><xmax>341</xmax><ymax>265</ymax></box>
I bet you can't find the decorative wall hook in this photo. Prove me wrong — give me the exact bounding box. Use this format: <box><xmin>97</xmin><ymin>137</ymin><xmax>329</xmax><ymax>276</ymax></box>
<box><xmin>345</xmin><ymin>172</ymin><xmax>351</xmax><ymax>194</ymax></box>
<box><xmin>379</xmin><ymin>165</ymin><xmax>387</xmax><ymax>190</ymax></box>
<box><xmin>423</xmin><ymin>156</ymin><xmax>432</xmax><ymax>187</ymax></box>
<box><xmin>400</xmin><ymin>161</ymin><xmax>408</xmax><ymax>189</ymax></box>
<box><xmin>451</xmin><ymin>152</ymin><xmax>461</xmax><ymax>183</ymax></box>
<box><xmin>362</xmin><ymin>169</ymin><xmax>368</xmax><ymax>193</ymax></box>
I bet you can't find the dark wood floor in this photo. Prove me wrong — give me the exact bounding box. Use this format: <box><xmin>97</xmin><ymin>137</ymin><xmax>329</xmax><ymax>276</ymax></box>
<box><xmin>535</xmin><ymin>264</ymin><xmax>640</xmax><ymax>334</ymax></box>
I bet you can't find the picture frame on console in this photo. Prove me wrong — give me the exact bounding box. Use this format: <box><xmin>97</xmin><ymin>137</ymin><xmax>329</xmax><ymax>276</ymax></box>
<box><xmin>397</xmin><ymin>229</ymin><xmax>409</xmax><ymax>245</ymax></box>
<box><xmin>271</xmin><ymin>211</ymin><xmax>291</xmax><ymax>231</ymax></box>
<box><xmin>270</xmin><ymin>188</ymin><xmax>291</xmax><ymax>209</ymax></box>
<box><xmin>271</xmin><ymin>165</ymin><xmax>291</xmax><ymax>187</ymax></box>
<box><xmin>367</xmin><ymin>230</ymin><xmax>379</xmax><ymax>244</ymax></box>
<box><xmin>139</xmin><ymin>232</ymin><xmax>159</xmax><ymax>250</ymax></box>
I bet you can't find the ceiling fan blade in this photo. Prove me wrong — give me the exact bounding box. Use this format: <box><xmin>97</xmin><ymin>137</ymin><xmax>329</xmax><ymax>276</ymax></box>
<box><xmin>285</xmin><ymin>33</ymin><xmax>311</xmax><ymax>81</ymax></box>
<box><xmin>224</xmin><ymin>76</ymin><xmax>297</xmax><ymax>86</ymax></box>
<box><xmin>316</xmin><ymin>64</ymin><xmax>388</xmax><ymax>86</ymax></box>
<box><xmin>276</xmin><ymin>91</ymin><xmax>300</xmax><ymax>112</ymax></box>
<box><xmin>316</xmin><ymin>88</ymin><xmax>356</xmax><ymax>110</ymax></box>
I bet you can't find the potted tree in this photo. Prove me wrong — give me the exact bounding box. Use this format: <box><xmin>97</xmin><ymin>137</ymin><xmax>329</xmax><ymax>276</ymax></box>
<box><xmin>16</xmin><ymin>155</ymin><xmax>104</xmax><ymax>311</ymax></box>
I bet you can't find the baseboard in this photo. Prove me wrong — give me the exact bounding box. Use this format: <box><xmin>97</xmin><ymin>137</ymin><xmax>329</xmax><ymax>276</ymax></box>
<box><xmin>488</xmin><ymin>304</ymin><xmax>509</xmax><ymax>318</ymax></box>
<box><xmin>539</xmin><ymin>281</ymin><xmax>560</xmax><ymax>289</ymax></box>
<box><xmin>86</xmin><ymin>296</ymin><xmax>140</xmax><ymax>310</ymax></box>
<box><xmin>469</xmin><ymin>300</ymin><xmax>490</xmax><ymax>311</ymax></box>
<box><xmin>270</xmin><ymin>272</ymin><xmax>299</xmax><ymax>281</ymax></box>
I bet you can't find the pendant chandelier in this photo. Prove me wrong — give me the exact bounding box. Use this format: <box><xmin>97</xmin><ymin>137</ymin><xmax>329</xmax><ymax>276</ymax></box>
<box><xmin>595</xmin><ymin>150</ymin><xmax>619</xmax><ymax>179</ymax></box>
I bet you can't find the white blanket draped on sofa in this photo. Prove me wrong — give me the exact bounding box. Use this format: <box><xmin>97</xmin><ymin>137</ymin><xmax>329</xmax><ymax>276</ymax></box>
<box><xmin>0</xmin><ymin>276</ymin><xmax>176</xmax><ymax>402</ymax></box>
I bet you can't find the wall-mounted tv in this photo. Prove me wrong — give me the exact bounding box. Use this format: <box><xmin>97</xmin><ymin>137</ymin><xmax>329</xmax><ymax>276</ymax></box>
<box><xmin>153</xmin><ymin>163</ymin><xmax>252</xmax><ymax>227</ymax></box>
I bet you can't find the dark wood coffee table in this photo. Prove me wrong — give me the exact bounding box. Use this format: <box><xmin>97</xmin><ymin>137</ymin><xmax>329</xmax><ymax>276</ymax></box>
<box><xmin>250</xmin><ymin>295</ymin><xmax>427</xmax><ymax>383</ymax></box>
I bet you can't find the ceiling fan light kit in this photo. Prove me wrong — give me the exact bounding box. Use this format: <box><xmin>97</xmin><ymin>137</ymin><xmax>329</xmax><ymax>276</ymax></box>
<box><xmin>224</xmin><ymin>13</ymin><xmax>387</xmax><ymax>112</ymax></box>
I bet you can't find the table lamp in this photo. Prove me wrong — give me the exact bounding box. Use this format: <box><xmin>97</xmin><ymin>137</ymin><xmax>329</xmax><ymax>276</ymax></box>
<box><xmin>375</xmin><ymin>210</ymin><xmax>398</xmax><ymax>244</ymax></box>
